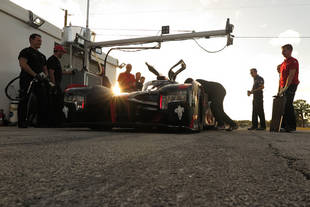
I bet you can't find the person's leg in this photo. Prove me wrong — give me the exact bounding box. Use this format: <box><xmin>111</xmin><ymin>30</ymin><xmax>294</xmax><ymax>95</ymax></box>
<box><xmin>222</xmin><ymin>110</ymin><xmax>236</xmax><ymax>127</ymax></box>
<box><xmin>251</xmin><ymin>100</ymin><xmax>259</xmax><ymax>128</ymax></box>
<box><xmin>284</xmin><ymin>85</ymin><xmax>297</xmax><ymax>130</ymax></box>
<box><xmin>55</xmin><ymin>87</ymin><xmax>64</xmax><ymax>127</ymax></box>
<box><xmin>219</xmin><ymin>91</ymin><xmax>236</xmax><ymax>127</ymax></box>
<box><xmin>48</xmin><ymin>92</ymin><xmax>56</xmax><ymax>127</ymax></box>
<box><xmin>18</xmin><ymin>78</ymin><xmax>30</xmax><ymax>128</ymax></box>
<box><xmin>18</xmin><ymin>90</ymin><xmax>28</xmax><ymax>127</ymax></box>
<box><xmin>34</xmin><ymin>83</ymin><xmax>49</xmax><ymax>127</ymax></box>
<box><xmin>210</xmin><ymin>100</ymin><xmax>224</xmax><ymax>127</ymax></box>
<box><xmin>257</xmin><ymin>99</ymin><xmax>266</xmax><ymax>128</ymax></box>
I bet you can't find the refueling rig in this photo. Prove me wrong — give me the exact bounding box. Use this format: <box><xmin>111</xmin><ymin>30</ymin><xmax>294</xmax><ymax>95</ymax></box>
<box><xmin>60</xmin><ymin>15</ymin><xmax>234</xmax><ymax>90</ymax></box>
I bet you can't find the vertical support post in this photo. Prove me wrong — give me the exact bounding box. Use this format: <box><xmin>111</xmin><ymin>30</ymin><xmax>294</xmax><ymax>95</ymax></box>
<box><xmin>86</xmin><ymin>0</ymin><xmax>90</xmax><ymax>29</ymax></box>
<box><xmin>69</xmin><ymin>44</ymin><xmax>73</xmax><ymax>84</ymax></box>
<box><xmin>64</xmin><ymin>9</ymin><xmax>68</xmax><ymax>27</ymax></box>
<box><xmin>84</xmin><ymin>0</ymin><xmax>91</xmax><ymax>72</ymax></box>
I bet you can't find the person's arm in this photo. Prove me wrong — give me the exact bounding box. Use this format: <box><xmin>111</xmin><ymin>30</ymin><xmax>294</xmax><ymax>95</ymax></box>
<box><xmin>251</xmin><ymin>84</ymin><xmax>264</xmax><ymax>93</ymax></box>
<box><xmin>117</xmin><ymin>74</ymin><xmax>125</xmax><ymax>89</ymax></box>
<box><xmin>277</xmin><ymin>64</ymin><xmax>281</xmax><ymax>74</ymax></box>
<box><xmin>43</xmin><ymin>65</ymin><xmax>48</xmax><ymax>76</ymax></box>
<box><xmin>49</xmin><ymin>69</ymin><xmax>56</xmax><ymax>84</ymax></box>
<box><xmin>284</xmin><ymin>69</ymin><xmax>296</xmax><ymax>89</ymax></box>
<box><xmin>248</xmin><ymin>77</ymin><xmax>264</xmax><ymax>95</ymax></box>
<box><xmin>131</xmin><ymin>75</ymin><xmax>136</xmax><ymax>89</ymax></box>
<box><xmin>277</xmin><ymin>64</ymin><xmax>282</xmax><ymax>93</ymax></box>
<box><xmin>248</xmin><ymin>84</ymin><xmax>264</xmax><ymax>96</ymax></box>
<box><xmin>117</xmin><ymin>73</ymin><xmax>122</xmax><ymax>82</ymax></box>
<box><xmin>19</xmin><ymin>57</ymin><xmax>37</xmax><ymax>77</ymax></box>
<box><xmin>278</xmin><ymin>69</ymin><xmax>296</xmax><ymax>95</ymax></box>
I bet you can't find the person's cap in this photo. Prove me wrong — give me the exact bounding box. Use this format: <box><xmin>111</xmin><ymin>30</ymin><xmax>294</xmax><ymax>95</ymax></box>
<box><xmin>54</xmin><ymin>45</ymin><xmax>66</xmax><ymax>53</ymax></box>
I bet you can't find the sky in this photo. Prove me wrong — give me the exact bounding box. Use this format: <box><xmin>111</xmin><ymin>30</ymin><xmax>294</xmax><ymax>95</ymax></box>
<box><xmin>10</xmin><ymin>0</ymin><xmax>310</xmax><ymax>120</ymax></box>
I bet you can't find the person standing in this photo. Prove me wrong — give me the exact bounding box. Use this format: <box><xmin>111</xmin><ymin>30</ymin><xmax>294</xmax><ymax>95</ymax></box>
<box><xmin>278</xmin><ymin>44</ymin><xmax>299</xmax><ymax>132</ymax></box>
<box><xmin>185</xmin><ymin>78</ymin><xmax>238</xmax><ymax>131</ymax></box>
<box><xmin>117</xmin><ymin>64</ymin><xmax>136</xmax><ymax>92</ymax></box>
<box><xmin>140</xmin><ymin>76</ymin><xmax>145</xmax><ymax>87</ymax></box>
<box><xmin>47</xmin><ymin>44</ymin><xmax>72</xmax><ymax>127</ymax></box>
<box><xmin>247</xmin><ymin>68</ymin><xmax>266</xmax><ymax>130</ymax></box>
<box><xmin>18</xmin><ymin>33</ymin><xmax>49</xmax><ymax>128</ymax></box>
<box><xmin>135</xmin><ymin>72</ymin><xmax>144</xmax><ymax>91</ymax></box>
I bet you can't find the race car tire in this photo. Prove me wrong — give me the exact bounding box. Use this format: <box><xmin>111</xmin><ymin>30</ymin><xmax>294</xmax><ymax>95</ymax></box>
<box><xmin>89</xmin><ymin>125</ymin><xmax>112</xmax><ymax>131</ymax></box>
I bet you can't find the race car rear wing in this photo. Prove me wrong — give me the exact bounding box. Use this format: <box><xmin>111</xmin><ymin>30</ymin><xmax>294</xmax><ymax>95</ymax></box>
<box><xmin>145</xmin><ymin>60</ymin><xmax>187</xmax><ymax>82</ymax></box>
<box><xmin>168</xmin><ymin>59</ymin><xmax>186</xmax><ymax>82</ymax></box>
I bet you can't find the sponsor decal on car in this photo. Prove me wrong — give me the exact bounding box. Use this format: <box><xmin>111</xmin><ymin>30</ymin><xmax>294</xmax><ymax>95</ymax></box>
<box><xmin>174</xmin><ymin>105</ymin><xmax>184</xmax><ymax>120</ymax></box>
<box><xmin>63</xmin><ymin>106</ymin><xmax>69</xmax><ymax>119</ymax></box>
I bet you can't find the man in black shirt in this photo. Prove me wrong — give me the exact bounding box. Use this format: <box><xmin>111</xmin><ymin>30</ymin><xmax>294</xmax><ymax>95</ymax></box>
<box><xmin>247</xmin><ymin>68</ymin><xmax>266</xmax><ymax>130</ymax></box>
<box><xmin>185</xmin><ymin>78</ymin><xmax>238</xmax><ymax>131</ymax></box>
<box><xmin>18</xmin><ymin>33</ymin><xmax>49</xmax><ymax>128</ymax></box>
<box><xmin>139</xmin><ymin>76</ymin><xmax>145</xmax><ymax>90</ymax></box>
<box><xmin>47</xmin><ymin>45</ymin><xmax>71</xmax><ymax>127</ymax></box>
<box><xmin>135</xmin><ymin>72</ymin><xmax>145</xmax><ymax>91</ymax></box>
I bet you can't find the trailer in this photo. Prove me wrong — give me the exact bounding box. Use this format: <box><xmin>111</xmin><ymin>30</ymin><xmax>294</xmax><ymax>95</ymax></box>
<box><xmin>0</xmin><ymin>0</ymin><xmax>118</xmax><ymax>119</ymax></box>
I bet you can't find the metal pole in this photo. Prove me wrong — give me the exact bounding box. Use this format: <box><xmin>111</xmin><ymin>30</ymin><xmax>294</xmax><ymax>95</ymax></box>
<box><xmin>69</xmin><ymin>44</ymin><xmax>73</xmax><ymax>84</ymax></box>
<box><xmin>84</xmin><ymin>0</ymin><xmax>91</xmax><ymax>72</ymax></box>
<box><xmin>64</xmin><ymin>9</ymin><xmax>68</xmax><ymax>27</ymax></box>
<box><xmin>69</xmin><ymin>44</ymin><xmax>73</xmax><ymax>69</ymax></box>
<box><xmin>89</xmin><ymin>19</ymin><xmax>233</xmax><ymax>48</ymax></box>
<box><xmin>86</xmin><ymin>0</ymin><xmax>90</xmax><ymax>28</ymax></box>
<box><xmin>90</xmin><ymin>30</ymin><xmax>226</xmax><ymax>48</ymax></box>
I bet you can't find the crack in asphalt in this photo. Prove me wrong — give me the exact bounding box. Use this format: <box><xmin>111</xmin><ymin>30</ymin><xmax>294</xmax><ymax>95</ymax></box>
<box><xmin>268</xmin><ymin>143</ymin><xmax>310</xmax><ymax>180</ymax></box>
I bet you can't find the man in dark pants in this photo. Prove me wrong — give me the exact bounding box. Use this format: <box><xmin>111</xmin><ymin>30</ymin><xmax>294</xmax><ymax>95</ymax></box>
<box><xmin>47</xmin><ymin>45</ymin><xmax>73</xmax><ymax>127</ymax></box>
<box><xmin>185</xmin><ymin>78</ymin><xmax>238</xmax><ymax>131</ymax></box>
<box><xmin>278</xmin><ymin>44</ymin><xmax>299</xmax><ymax>132</ymax></box>
<box><xmin>247</xmin><ymin>68</ymin><xmax>266</xmax><ymax>130</ymax></box>
<box><xmin>18</xmin><ymin>33</ymin><xmax>49</xmax><ymax>128</ymax></box>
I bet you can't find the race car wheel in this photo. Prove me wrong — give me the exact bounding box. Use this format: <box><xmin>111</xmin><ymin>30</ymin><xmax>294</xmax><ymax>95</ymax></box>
<box><xmin>89</xmin><ymin>125</ymin><xmax>112</xmax><ymax>131</ymax></box>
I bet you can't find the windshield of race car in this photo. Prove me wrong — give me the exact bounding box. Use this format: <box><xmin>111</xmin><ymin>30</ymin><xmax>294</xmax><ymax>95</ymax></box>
<box><xmin>142</xmin><ymin>80</ymin><xmax>174</xmax><ymax>91</ymax></box>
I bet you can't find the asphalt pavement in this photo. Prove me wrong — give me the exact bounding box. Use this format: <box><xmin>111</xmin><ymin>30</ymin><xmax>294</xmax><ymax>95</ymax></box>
<box><xmin>0</xmin><ymin>127</ymin><xmax>309</xmax><ymax>207</ymax></box>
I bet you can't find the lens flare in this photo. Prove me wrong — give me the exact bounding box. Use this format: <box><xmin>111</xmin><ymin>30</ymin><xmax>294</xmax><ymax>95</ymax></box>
<box><xmin>112</xmin><ymin>82</ymin><xmax>122</xmax><ymax>95</ymax></box>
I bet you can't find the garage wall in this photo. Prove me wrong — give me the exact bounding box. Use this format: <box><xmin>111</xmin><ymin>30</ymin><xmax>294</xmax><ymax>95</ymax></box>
<box><xmin>0</xmin><ymin>5</ymin><xmax>58</xmax><ymax>117</ymax></box>
<box><xmin>0</xmin><ymin>0</ymin><xmax>118</xmax><ymax>117</ymax></box>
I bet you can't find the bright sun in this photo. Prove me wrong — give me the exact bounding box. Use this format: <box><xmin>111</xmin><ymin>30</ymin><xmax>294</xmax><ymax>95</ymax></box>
<box><xmin>112</xmin><ymin>82</ymin><xmax>122</xmax><ymax>95</ymax></box>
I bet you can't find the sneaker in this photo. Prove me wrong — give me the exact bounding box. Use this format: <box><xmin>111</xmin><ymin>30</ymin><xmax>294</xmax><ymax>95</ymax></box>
<box><xmin>248</xmin><ymin>127</ymin><xmax>257</xmax><ymax>130</ymax></box>
<box><xmin>217</xmin><ymin>125</ymin><xmax>226</xmax><ymax>130</ymax></box>
<box><xmin>256</xmin><ymin>127</ymin><xmax>266</xmax><ymax>130</ymax></box>
<box><xmin>226</xmin><ymin>125</ymin><xmax>238</xmax><ymax>131</ymax></box>
<box><xmin>280</xmin><ymin>128</ymin><xmax>292</xmax><ymax>133</ymax></box>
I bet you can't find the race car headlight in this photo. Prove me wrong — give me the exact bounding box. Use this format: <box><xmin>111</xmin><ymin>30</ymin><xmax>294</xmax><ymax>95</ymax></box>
<box><xmin>160</xmin><ymin>91</ymin><xmax>187</xmax><ymax>110</ymax></box>
<box><xmin>64</xmin><ymin>95</ymin><xmax>85</xmax><ymax>110</ymax></box>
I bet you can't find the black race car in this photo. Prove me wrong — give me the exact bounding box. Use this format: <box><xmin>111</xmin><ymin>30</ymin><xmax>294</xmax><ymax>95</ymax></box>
<box><xmin>63</xmin><ymin>60</ymin><xmax>214</xmax><ymax>131</ymax></box>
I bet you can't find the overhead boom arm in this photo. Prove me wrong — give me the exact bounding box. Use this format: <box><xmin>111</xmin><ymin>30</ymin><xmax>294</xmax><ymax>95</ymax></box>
<box><xmin>89</xmin><ymin>18</ymin><xmax>234</xmax><ymax>48</ymax></box>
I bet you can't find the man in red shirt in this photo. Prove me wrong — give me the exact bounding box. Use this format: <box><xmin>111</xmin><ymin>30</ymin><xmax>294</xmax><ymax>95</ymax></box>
<box><xmin>278</xmin><ymin>44</ymin><xmax>299</xmax><ymax>132</ymax></box>
<box><xmin>117</xmin><ymin>64</ymin><xmax>136</xmax><ymax>92</ymax></box>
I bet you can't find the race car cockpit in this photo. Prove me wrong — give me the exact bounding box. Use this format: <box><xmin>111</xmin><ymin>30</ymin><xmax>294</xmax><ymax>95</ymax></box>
<box><xmin>143</xmin><ymin>59</ymin><xmax>187</xmax><ymax>91</ymax></box>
